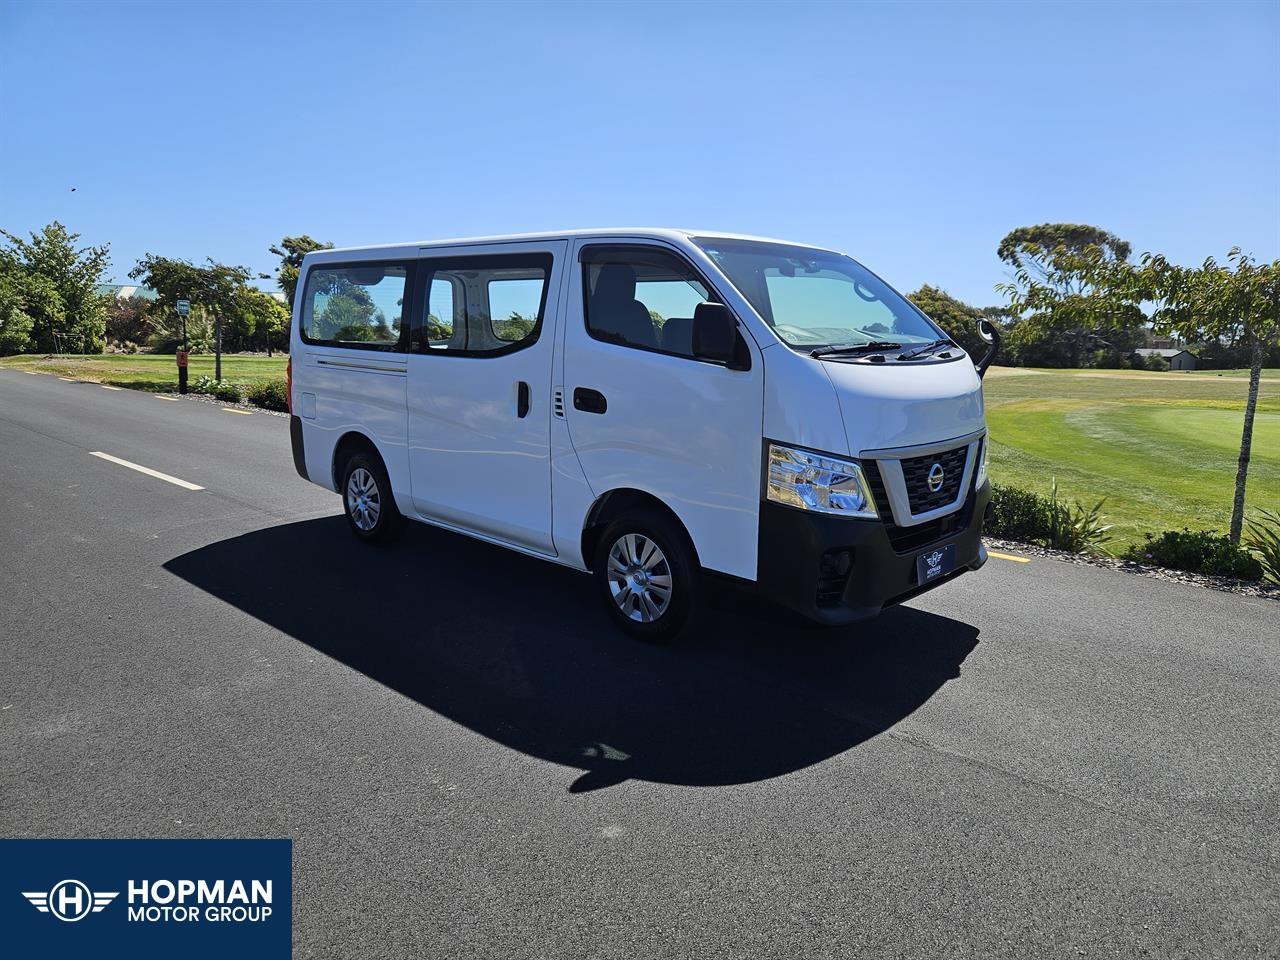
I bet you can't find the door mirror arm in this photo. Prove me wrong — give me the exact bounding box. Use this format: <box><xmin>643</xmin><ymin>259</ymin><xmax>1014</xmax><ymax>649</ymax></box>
<box><xmin>975</xmin><ymin>318</ymin><xmax>1001</xmax><ymax>379</ymax></box>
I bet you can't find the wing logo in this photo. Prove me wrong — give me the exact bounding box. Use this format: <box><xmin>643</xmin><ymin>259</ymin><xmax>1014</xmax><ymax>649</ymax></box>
<box><xmin>22</xmin><ymin>879</ymin><xmax>118</xmax><ymax>922</ymax></box>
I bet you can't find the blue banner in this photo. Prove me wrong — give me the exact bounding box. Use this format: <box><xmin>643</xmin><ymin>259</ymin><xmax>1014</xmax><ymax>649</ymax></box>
<box><xmin>0</xmin><ymin>839</ymin><xmax>292</xmax><ymax>959</ymax></box>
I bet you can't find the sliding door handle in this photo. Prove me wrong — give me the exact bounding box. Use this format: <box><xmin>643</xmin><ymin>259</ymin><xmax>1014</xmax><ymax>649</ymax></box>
<box><xmin>573</xmin><ymin>387</ymin><xmax>607</xmax><ymax>415</ymax></box>
<box><xmin>516</xmin><ymin>381</ymin><xmax>531</xmax><ymax>418</ymax></box>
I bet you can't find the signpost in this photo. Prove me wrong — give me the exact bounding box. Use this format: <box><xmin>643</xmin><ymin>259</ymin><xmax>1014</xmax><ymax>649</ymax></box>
<box><xmin>176</xmin><ymin>299</ymin><xmax>190</xmax><ymax>394</ymax></box>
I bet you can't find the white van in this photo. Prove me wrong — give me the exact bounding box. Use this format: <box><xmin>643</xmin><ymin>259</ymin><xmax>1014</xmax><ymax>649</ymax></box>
<box><xmin>287</xmin><ymin>229</ymin><xmax>997</xmax><ymax>640</ymax></box>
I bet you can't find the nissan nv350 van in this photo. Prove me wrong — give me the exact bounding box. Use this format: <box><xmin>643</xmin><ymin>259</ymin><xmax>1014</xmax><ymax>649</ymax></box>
<box><xmin>287</xmin><ymin>229</ymin><xmax>996</xmax><ymax>640</ymax></box>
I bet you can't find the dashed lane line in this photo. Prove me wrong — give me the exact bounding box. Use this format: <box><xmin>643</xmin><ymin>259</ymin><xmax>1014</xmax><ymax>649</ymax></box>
<box><xmin>88</xmin><ymin>452</ymin><xmax>204</xmax><ymax>491</ymax></box>
<box><xmin>222</xmin><ymin>407</ymin><xmax>253</xmax><ymax>415</ymax></box>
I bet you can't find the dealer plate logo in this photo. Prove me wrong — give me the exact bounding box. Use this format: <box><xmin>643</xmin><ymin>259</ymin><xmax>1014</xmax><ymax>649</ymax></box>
<box><xmin>23</xmin><ymin>879</ymin><xmax>118</xmax><ymax>921</ymax></box>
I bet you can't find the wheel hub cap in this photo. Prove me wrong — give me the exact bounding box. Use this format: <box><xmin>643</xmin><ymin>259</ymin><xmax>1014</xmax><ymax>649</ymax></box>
<box><xmin>346</xmin><ymin>467</ymin><xmax>381</xmax><ymax>531</ymax></box>
<box><xmin>607</xmin><ymin>533</ymin><xmax>673</xmax><ymax>623</ymax></box>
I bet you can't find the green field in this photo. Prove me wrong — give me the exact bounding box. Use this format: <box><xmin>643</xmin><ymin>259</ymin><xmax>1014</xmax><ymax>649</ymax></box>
<box><xmin>4</xmin><ymin>353</ymin><xmax>1275</xmax><ymax>551</ymax></box>
<box><xmin>983</xmin><ymin>367</ymin><xmax>1279</xmax><ymax>549</ymax></box>
<box><xmin>0</xmin><ymin>353</ymin><xmax>288</xmax><ymax>390</ymax></box>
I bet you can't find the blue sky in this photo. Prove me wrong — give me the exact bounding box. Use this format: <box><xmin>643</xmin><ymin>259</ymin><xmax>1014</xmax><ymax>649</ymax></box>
<box><xmin>1</xmin><ymin>0</ymin><xmax>1276</xmax><ymax>306</ymax></box>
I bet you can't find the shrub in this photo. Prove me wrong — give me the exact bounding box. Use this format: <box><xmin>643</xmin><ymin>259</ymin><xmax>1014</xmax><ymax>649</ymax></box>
<box><xmin>1125</xmin><ymin>529</ymin><xmax>1263</xmax><ymax>581</ymax></box>
<box><xmin>245</xmin><ymin>378</ymin><xmax>289</xmax><ymax>412</ymax></box>
<box><xmin>986</xmin><ymin>480</ymin><xmax>1112</xmax><ymax>554</ymax></box>
<box><xmin>986</xmin><ymin>483</ymin><xmax>1053</xmax><ymax>542</ymax></box>
<box><xmin>1047</xmin><ymin>478</ymin><xmax>1113</xmax><ymax>554</ymax></box>
<box><xmin>190</xmin><ymin>374</ymin><xmax>219</xmax><ymax>395</ymax></box>
<box><xmin>211</xmin><ymin>380</ymin><xmax>241</xmax><ymax>403</ymax></box>
<box><xmin>1244</xmin><ymin>510</ymin><xmax>1280</xmax><ymax>585</ymax></box>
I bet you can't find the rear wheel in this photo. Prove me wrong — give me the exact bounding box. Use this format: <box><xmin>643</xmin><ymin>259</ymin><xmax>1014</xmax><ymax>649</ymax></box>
<box><xmin>341</xmin><ymin>451</ymin><xmax>403</xmax><ymax>543</ymax></box>
<box><xmin>594</xmin><ymin>509</ymin><xmax>697</xmax><ymax>642</ymax></box>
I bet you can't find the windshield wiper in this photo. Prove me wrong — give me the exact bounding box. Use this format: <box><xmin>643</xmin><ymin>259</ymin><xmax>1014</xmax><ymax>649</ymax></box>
<box><xmin>810</xmin><ymin>341</ymin><xmax>901</xmax><ymax>358</ymax></box>
<box><xmin>897</xmin><ymin>338</ymin><xmax>956</xmax><ymax>360</ymax></box>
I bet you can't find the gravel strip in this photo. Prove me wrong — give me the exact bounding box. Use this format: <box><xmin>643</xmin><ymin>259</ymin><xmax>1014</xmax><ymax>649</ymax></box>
<box><xmin>156</xmin><ymin>392</ymin><xmax>290</xmax><ymax>418</ymax></box>
<box><xmin>985</xmin><ymin>537</ymin><xmax>1280</xmax><ymax>602</ymax></box>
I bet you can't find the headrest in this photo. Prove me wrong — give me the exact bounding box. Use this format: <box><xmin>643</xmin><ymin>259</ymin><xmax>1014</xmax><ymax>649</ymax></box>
<box><xmin>592</xmin><ymin>263</ymin><xmax>637</xmax><ymax>303</ymax></box>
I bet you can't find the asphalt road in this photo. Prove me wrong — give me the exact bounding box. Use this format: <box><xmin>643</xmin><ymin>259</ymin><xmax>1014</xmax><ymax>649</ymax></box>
<box><xmin>1</xmin><ymin>369</ymin><xmax>1276</xmax><ymax>959</ymax></box>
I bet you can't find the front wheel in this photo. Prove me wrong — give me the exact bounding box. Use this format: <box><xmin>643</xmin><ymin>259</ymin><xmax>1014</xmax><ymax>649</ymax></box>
<box><xmin>594</xmin><ymin>509</ymin><xmax>698</xmax><ymax>642</ymax></box>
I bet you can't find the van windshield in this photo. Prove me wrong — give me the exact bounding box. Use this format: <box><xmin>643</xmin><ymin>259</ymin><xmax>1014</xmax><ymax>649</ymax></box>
<box><xmin>693</xmin><ymin>238</ymin><xmax>943</xmax><ymax>351</ymax></box>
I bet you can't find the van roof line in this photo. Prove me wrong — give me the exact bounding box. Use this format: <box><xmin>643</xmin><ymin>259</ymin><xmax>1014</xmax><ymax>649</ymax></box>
<box><xmin>306</xmin><ymin>228</ymin><xmax>834</xmax><ymax>257</ymax></box>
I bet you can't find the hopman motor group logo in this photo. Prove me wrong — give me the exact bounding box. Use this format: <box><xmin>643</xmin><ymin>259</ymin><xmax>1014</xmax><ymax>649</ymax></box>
<box><xmin>23</xmin><ymin>880</ymin><xmax>118</xmax><ymax>921</ymax></box>
<box><xmin>21</xmin><ymin>877</ymin><xmax>274</xmax><ymax>924</ymax></box>
<box><xmin>923</xmin><ymin>549</ymin><xmax>945</xmax><ymax>577</ymax></box>
<box><xmin>3</xmin><ymin>839</ymin><xmax>291</xmax><ymax>960</ymax></box>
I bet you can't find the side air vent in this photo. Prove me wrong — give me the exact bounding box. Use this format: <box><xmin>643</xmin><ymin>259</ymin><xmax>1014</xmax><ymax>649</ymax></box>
<box><xmin>553</xmin><ymin>387</ymin><xmax>565</xmax><ymax>419</ymax></box>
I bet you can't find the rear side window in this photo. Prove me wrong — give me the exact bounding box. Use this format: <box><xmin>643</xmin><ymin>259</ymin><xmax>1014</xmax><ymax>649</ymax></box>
<box><xmin>414</xmin><ymin>254</ymin><xmax>551</xmax><ymax>355</ymax></box>
<box><xmin>581</xmin><ymin>245</ymin><xmax>713</xmax><ymax>359</ymax></box>
<box><xmin>301</xmin><ymin>263</ymin><xmax>409</xmax><ymax>350</ymax></box>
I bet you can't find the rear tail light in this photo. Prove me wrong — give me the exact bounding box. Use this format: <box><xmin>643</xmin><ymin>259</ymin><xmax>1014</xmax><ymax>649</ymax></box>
<box><xmin>286</xmin><ymin>356</ymin><xmax>293</xmax><ymax>414</ymax></box>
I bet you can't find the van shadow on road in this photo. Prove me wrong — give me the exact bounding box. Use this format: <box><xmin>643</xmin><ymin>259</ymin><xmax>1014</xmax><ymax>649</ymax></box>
<box><xmin>165</xmin><ymin>516</ymin><xmax>979</xmax><ymax>792</ymax></box>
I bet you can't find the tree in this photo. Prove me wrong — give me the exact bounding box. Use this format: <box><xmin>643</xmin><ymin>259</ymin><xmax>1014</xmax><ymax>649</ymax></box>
<box><xmin>907</xmin><ymin>285</ymin><xmax>991</xmax><ymax>361</ymax></box>
<box><xmin>996</xmin><ymin>223</ymin><xmax>1144</xmax><ymax>367</ymax></box>
<box><xmin>236</xmin><ymin>287</ymin><xmax>290</xmax><ymax>355</ymax></box>
<box><xmin>1001</xmin><ymin>244</ymin><xmax>1279</xmax><ymax>543</ymax></box>
<box><xmin>0</xmin><ymin>268</ymin><xmax>35</xmax><ymax>354</ymax></box>
<box><xmin>267</xmin><ymin>235</ymin><xmax>333</xmax><ymax>307</ymax></box>
<box><xmin>0</xmin><ymin>221</ymin><xmax>110</xmax><ymax>353</ymax></box>
<box><xmin>130</xmin><ymin>255</ymin><xmax>255</xmax><ymax>373</ymax></box>
<box><xmin>1121</xmin><ymin>249</ymin><xmax>1279</xmax><ymax>541</ymax></box>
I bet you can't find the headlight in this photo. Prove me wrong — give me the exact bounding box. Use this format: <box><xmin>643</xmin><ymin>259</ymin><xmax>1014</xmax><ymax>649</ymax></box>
<box><xmin>975</xmin><ymin>436</ymin><xmax>989</xmax><ymax>488</ymax></box>
<box><xmin>766</xmin><ymin>443</ymin><xmax>878</xmax><ymax>518</ymax></box>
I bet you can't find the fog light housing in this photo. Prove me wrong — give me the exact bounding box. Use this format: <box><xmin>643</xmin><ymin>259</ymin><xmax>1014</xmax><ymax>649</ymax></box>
<box><xmin>816</xmin><ymin>548</ymin><xmax>854</xmax><ymax>607</ymax></box>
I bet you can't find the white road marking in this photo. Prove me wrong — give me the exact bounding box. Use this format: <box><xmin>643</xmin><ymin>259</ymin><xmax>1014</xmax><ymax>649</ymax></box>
<box><xmin>988</xmin><ymin>550</ymin><xmax>1031</xmax><ymax>563</ymax></box>
<box><xmin>24</xmin><ymin>370</ymin><xmax>39</xmax><ymax>375</ymax></box>
<box><xmin>89</xmin><ymin>452</ymin><xmax>204</xmax><ymax>491</ymax></box>
<box><xmin>154</xmin><ymin>395</ymin><xmax>181</xmax><ymax>402</ymax></box>
<box><xmin>222</xmin><ymin>407</ymin><xmax>253</xmax><ymax>415</ymax></box>
<box><xmin>100</xmin><ymin>385</ymin><xmax>123</xmax><ymax>391</ymax></box>
<box><xmin>58</xmin><ymin>376</ymin><xmax>78</xmax><ymax>382</ymax></box>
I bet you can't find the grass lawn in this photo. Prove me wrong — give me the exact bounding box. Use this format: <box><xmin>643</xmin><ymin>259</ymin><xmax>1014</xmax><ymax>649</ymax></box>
<box><xmin>5</xmin><ymin>353</ymin><xmax>1274</xmax><ymax>552</ymax></box>
<box><xmin>983</xmin><ymin>366</ymin><xmax>1278</xmax><ymax>550</ymax></box>
<box><xmin>0</xmin><ymin>353</ymin><xmax>288</xmax><ymax>391</ymax></box>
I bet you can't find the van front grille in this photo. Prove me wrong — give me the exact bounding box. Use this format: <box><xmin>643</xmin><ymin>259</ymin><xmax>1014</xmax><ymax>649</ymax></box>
<box><xmin>900</xmin><ymin>444</ymin><xmax>969</xmax><ymax>513</ymax></box>
<box><xmin>862</xmin><ymin>459</ymin><xmax>966</xmax><ymax>554</ymax></box>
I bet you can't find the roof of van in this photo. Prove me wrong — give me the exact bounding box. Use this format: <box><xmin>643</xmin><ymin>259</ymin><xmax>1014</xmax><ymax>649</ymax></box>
<box><xmin>307</xmin><ymin>228</ymin><xmax>836</xmax><ymax>257</ymax></box>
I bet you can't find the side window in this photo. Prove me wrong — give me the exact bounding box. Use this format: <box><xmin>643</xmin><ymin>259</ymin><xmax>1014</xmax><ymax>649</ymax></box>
<box><xmin>426</xmin><ymin>273</ymin><xmax>462</xmax><ymax>349</ymax></box>
<box><xmin>301</xmin><ymin>263</ymin><xmax>408</xmax><ymax>349</ymax></box>
<box><xmin>582</xmin><ymin>246</ymin><xmax>712</xmax><ymax>358</ymax></box>
<box><xmin>489</xmin><ymin>278</ymin><xmax>543</xmax><ymax>343</ymax></box>
<box><xmin>414</xmin><ymin>255</ymin><xmax>551</xmax><ymax>355</ymax></box>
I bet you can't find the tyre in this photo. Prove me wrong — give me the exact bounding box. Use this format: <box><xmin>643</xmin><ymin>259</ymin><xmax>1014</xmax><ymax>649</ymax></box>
<box><xmin>594</xmin><ymin>509</ymin><xmax>698</xmax><ymax>642</ymax></box>
<box><xmin>341</xmin><ymin>451</ymin><xmax>403</xmax><ymax>544</ymax></box>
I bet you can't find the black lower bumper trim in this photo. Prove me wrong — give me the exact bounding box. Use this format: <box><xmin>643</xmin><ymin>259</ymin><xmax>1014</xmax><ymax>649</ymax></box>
<box><xmin>290</xmin><ymin>415</ymin><xmax>309</xmax><ymax>481</ymax></box>
<box><xmin>755</xmin><ymin>483</ymin><xmax>990</xmax><ymax>625</ymax></box>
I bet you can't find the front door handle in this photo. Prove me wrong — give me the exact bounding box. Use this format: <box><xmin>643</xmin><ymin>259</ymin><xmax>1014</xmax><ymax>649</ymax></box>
<box><xmin>516</xmin><ymin>381</ymin><xmax>531</xmax><ymax>418</ymax></box>
<box><xmin>573</xmin><ymin>387</ymin><xmax>607</xmax><ymax>415</ymax></box>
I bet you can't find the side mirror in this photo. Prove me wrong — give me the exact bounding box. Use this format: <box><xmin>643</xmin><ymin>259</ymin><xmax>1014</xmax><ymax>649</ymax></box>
<box><xmin>975</xmin><ymin>318</ymin><xmax>1001</xmax><ymax>379</ymax></box>
<box><xmin>693</xmin><ymin>302</ymin><xmax>748</xmax><ymax>369</ymax></box>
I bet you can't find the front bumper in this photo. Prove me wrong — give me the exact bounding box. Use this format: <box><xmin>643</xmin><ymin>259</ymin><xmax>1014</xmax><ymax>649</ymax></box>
<box><xmin>755</xmin><ymin>481</ymin><xmax>991</xmax><ymax>625</ymax></box>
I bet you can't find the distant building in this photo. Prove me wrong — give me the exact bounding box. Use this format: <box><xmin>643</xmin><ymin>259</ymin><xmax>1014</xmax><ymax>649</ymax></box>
<box><xmin>1134</xmin><ymin>347</ymin><xmax>1197</xmax><ymax>371</ymax></box>
<box><xmin>96</xmin><ymin>283</ymin><xmax>158</xmax><ymax>301</ymax></box>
